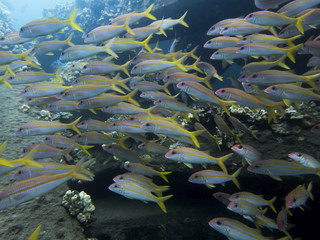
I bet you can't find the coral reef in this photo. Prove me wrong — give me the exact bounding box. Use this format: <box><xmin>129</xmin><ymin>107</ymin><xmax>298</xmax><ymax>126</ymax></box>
<box><xmin>62</xmin><ymin>190</ymin><xmax>96</xmax><ymax>227</ymax></box>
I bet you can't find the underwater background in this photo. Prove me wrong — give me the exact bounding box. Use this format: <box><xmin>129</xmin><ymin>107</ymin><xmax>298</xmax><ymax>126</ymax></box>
<box><xmin>0</xmin><ymin>0</ymin><xmax>320</xmax><ymax>239</ymax></box>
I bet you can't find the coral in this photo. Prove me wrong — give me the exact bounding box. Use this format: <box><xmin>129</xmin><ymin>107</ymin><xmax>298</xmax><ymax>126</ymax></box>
<box><xmin>62</xmin><ymin>190</ymin><xmax>96</xmax><ymax>227</ymax></box>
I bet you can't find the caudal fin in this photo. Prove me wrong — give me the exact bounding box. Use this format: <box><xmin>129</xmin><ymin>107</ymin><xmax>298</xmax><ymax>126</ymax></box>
<box><xmin>179</xmin><ymin>11</ymin><xmax>189</xmax><ymax>28</ymax></box>
<box><xmin>66</xmin><ymin>9</ymin><xmax>84</xmax><ymax>32</ymax></box>
<box><xmin>125</xmin><ymin>88</ymin><xmax>140</xmax><ymax>106</ymax></box>
<box><xmin>231</xmin><ymin>167</ymin><xmax>241</xmax><ymax>189</ymax></box>
<box><xmin>68</xmin><ymin>116</ymin><xmax>82</xmax><ymax>135</ymax></box>
<box><xmin>159</xmin><ymin>171</ymin><xmax>172</xmax><ymax>183</ymax></box>
<box><xmin>217</xmin><ymin>153</ymin><xmax>233</xmax><ymax>173</ymax></box>
<box><xmin>143</xmin><ymin>4</ymin><xmax>156</xmax><ymax>21</ymax></box>
<box><xmin>156</xmin><ymin>194</ymin><xmax>173</xmax><ymax>213</ymax></box>
<box><xmin>71</xmin><ymin>158</ymin><xmax>94</xmax><ymax>181</ymax></box>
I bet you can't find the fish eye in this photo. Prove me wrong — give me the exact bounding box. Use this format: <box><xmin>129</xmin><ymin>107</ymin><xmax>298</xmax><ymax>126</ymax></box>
<box><xmin>83</xmin><ymin>66</ymin><xmax>87</xmax><ymax>69</ymax></box>
<box><xmin>86</xmin><ymin>34</ymin><xmax>89</xmax><ymax>38</ymax></box>
<box><xmin>234</xmin><ymin>203</ymin><xmax>238</xmax><ymax>207</ymax></box>
<box><xmin>242</xmin><ymin>37</ymin><xmax>247</xmax><ymax>41</ymax></box>
<box><xmin>237</xmin><ymin>145</ymin><xmax>243</xmax><ymax>149</ymax></box>
<box><xmin>24</xmin><ymin>89</ymin><xmax>28</xmax><ymax>93</ymax></box>
<box><xmin>128</xmin><ymin>116</ymin><xmax>134</xmax><ymax>120</ymax></box>
<box><xmin>239</xmin><ymin>46</ymin><xmax>244</xmax><ymax>50</ymax></box>
<box><xmin>119</xmin><ymin>176</ymin><xmax>123</xmax><ymax>180</ymax></box>
<box><xmin>158</xmin><ymin>100</ymin><xmax>162</xmax><ymax>103</ymax></box>
<box><xmin>224</xmin><ymin>27</ymin><xmax>228</xmax><ymax>30</ymax></box>
<box><xmin>0</xmin><ymin>37</ymin><xmax>4</xmax><ymax>41</ymax></box>
<box><xmin>297</xmin><ymin>153</ymin><xmax>302</xmax><ymax>157</ymax></box>
<box><xmin>216</xmin><ymin>220</ymin><xmax>221</xmax><ymax>225</ymax></box>
<box><xmin>107</xmin><ymin>145</ymin><xmax>112</xmax><ymax>149</ymax></box>
<box><xmin>71</xmin><ymin>64</ymin><xmax>75</xmax><ymax>67</ymax></box>
<box><xmin>194</xmin><ymin>175</ymin><xmax>199</xmax><ymax>178</ymax></box>
<box><xmin>18</xmin><ymin>170</ymin><xmax>22</xmax><ymax>174</ymax></box>
<box><xmin>79</xmin><ymin>100</ymin><xmax>84</xmax><ymax>104</ymax></box>
<box><xmin>180</xmin><ymin>82</ymin><xmax>185</xmax><ymax>86</ymax></box>
<box><xmin>114</xmin><ymin>184</ymin><xmax>118</xmax><ymax>188</ymax></box>
<box><xmin>215</xmin><ymin>52</ymin><xmax>220</xmax><ymax>55</ymax></box>
<box><xmin>271</xmin><ymin>86</ymin><xmax>276</xmax><ymax>90</ymax></box>
<box><xmin>247</xmin><ymin>14</ymin><xmax>253</xmax><ymax>18</ymax></box>
<box><xmin>252</xmin><ymin>74</ymin><xmax>257</xmax><ymax>78</ymax></box>
<box><xmin>61</xmin><ymin>52</ymin><xmax>65</xmax><ymax>56</ymax></box>
<box><xmin>18</xmin><ymin>127</ymin><xmax>22</xmax><ymax>131</ymax></box>
<box><xmin>9</xmin><ymin>76</ymin><xmax>13</xmax><ymax>80</ymax></box>
<box><xmin>146</xmin><ymin>123</ymin><xmax>150</xmax><ymax>127</ymax></box>
<box><xmin>132</xmin><ymin>66</ymin><xmax>136</xmax><ymax>70</ymax></box>
<box><xmin>221</xmin><ymin>89</ymin><xmax>225</xmax><ymax>93</ymax></box>
<box><xmin>22</xmin><ymin>149</ymin><xmax>26</xmax><ymax>153</ymax></box>
<box><xmin>20</xmin><ymin>28</ymin><xmax>24</xmax><ymax>32</ymax></box>
<box><xmin>171</xmin><ymin>150</ymin><xmax>176</xmax><ymax>154</ymax></box>
<box><xmin>208</xmin><ymin>40</ymin><xmax>212</xmax><ymax>44</ymax></box>
<box><xmin>292</xmin><ymin>197</ymin><xmax>296</xmax><ymax>202</ymax></box>
<box><xmin>315</xmin><ymin>125</ymin><xmax>319</xmax><ymax>129</ymax></box>
<box><xmin>112</xmin><ymin>123</ymin><xmax>116</xmax><ymax>126</ymax></box>
<box><xmin>254</xmin><ymin>164</ymin><xmax>259</xmax><ymax>168</ymax></box>
<box><xmin>247</xmin><ymin>83</ymin><xmax>251</xmax><ymax>86</ymax></box>
<box><xmin>235</xmin><ymin>194</ymin><xmax>239</xmax><ymax>198</ymax></box>
<box><xmin>44</xmin><ymin>137</ymin><xmax>48</xmax><ymax>141</ymax></box>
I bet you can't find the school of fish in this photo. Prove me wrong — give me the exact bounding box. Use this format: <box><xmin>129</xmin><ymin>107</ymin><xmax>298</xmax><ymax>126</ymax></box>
<box><xmin>0</xmin><ymin>0</ymin><xmax>320</xmax><ymax>238</ymax></box>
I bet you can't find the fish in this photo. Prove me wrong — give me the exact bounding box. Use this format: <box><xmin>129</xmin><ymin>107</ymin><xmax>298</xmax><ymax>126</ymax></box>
<box><xmin>19</xmin><ymin>9</ymin><xmax>83</xmax><ymax>38</ymax></box>
<box><xmin>243</xmin><ymin>70</ymin><xmax>320</xmax><ymax>90</ymax></box>
<box><xmin>102</xmin><ymin>102</ymin><xmax>154</xmax><ymax>116</ymax></box>
<box><xmin>46</xmin><ymin>100</ymin><xmax>79</xmax><ymax>112</ymax></box>
<box><xmin>277</xmin><ymin>206</ymin><xmax>289</xmax><ymax>231</ymax></box>
<box><xmin>76</xmin><ymin>120</ymin><xmax>111</xmax><ymax>132</ymax></box>
<box><xmin>20</xmin><ymin>144</ymin><xmax>74</xmax><ymax>161</ymax></box>
<box><xmin>210</xmin><ymin>47</ymin><xmax>248</xmax><ymax>64</ymax></box>
<box><xmin>42</xmin><ymin>135</ymin><xmax>93</xmax><ymax>156</ymax></box>
<box><xmin>0</xmin><ymin>49</ymin><xmax>39</xmax><ymax>68</ymax></box>
<box><xmin>11</xmin><ymin>160</ymin><xmax>94</xmax><ymax>181</ymax></box>
<box><xmin>208</xmin><ymin>217</ymin><xmax>289</xmax><ymax>240</ymax></box>
<box><xmin>231</xmin><ymin>144</ymin><xmax>262</xmax><ymax>165</ymax></box>
<box><xmin>244</xmin><ymin>10</ymin><xmax>314</xmax><ymax>34</ymax></box>
<box><xmin>139</xmin><ymin>91</ymin><xmax>178</xmax><ymax>101</ymax></box>
<box><xmin>311</xmin><ymin>123</ymin><xmax>320</xmax><ymax>134</ymax></box>
<box><xmin>124</xmin><ymin>22</ymin><xmax>167</xmax><ymax>40</ymax></box>
<box><xmin>123</xmin><ymin>161</ymin><xmax>171</xmax><ymax>183</ymax></box>
<box><xmin>31</xmin><ymin>32</ymin><xmax>74</xmax><ymax>56</ymax></box>
<box><xmin>204</xmin><ymin>36</ymin><xmax>240</xmax><ymax>49</ymax></box>
<box><xmin>229</xmin><ymin>192</ymin><xmax>277</xmax><ymax>213</ymax></box>
<box><xmin>215</xmin><ymin>88</ymin><xmax>283</xmax><ymax>123</ymax></box>
<box><xmin>214</xmin><ymin>114</ymin><xmax>243</xmax><ymax>144</ymax></box>
<box><xmin>241</xmin><ymin>56</ymin><xmax>290</xmax><ymax>74</ymax></box>
<box><xmin>15</xmin><ymin>116</ymin><xmax>82</xmax><ymax>136</ymax></box>
<box><xmin>288</xmin><ymin>152</ymin><xmax>320</xmax><ymax>168</ymax></box>
<box><xmin>76</xmin><ymin>90</ymin><xmax>139</xmax><ymax>110</ymax></box>
<box><xmin>247</xmin><ymin>159</ymin><xmax>320</xmax><ymax>180</ymax></box>
<box><xmin>212</xmin><ymin>192</ymin><xmax>231</xmax><ymax>206</ymax></box>
<box><xmin>196</xmin><ymin>61</ymin><xmax>222</xmax><ymax>80</ymax></box>
<box><xmin>264</xmin><ymin>84</ymin><xmax>320</xmax><ymax>105</ymax></box>
<box><xmin>285</xmin><ymin>182</ymin><xmax>313</xmax><ymax>211</ymax></box>
<box><xmin>277</xmin><ymin>0</ymin><xmax>320</xmax><ymax>17</ymax></box>
<box><xmin>131</xmin><ymin>55</ymin><xmax>188</xmax><ymax>74</ymax></box>
<box><xmin>220</xmin><ymin>21</ymin><xmax>276</xmax><ymax>36</ymax></box>
<box><xmin>176</xmin><ymin>81</ymin><xmax>235</xmax><ymax>116</ymax></box>
<box><xmin>0</xmin><ymin>32</ymin><xmax>32</xmax><ymax>45</ymax></box>
<box><xmin>254</xmin><ymin>0</ymin><xmax>291</xmax><ymax>9</ymax></box>
<box><xmin>74</xmin><ymin>132</ymin><xmax>126</xmax><ymax>147</ymax></box>
<box><xmin>59</xmin><ymin>40</ymin><xmax>118</xmax><ymax>62</ymax></box>
<box><xmin>108</xmin><ymin>181</ymin><xmax>173</xmax><ymax>213</ymax></box>
<box><xmin>194</xmin><ymin>122</ymin><xmax>222</xmax><ymax>150</ymax></box>
<box><xmin>163</xmin><ymin>72</ymin><xmax>215</xmax><ymax>88</ymax></box>
<box><xmin>153</xmin><ymin>98</ymin><xmax>201</xmax><ymax>121</ymax></box>
<box><xmin>148</xmin><ymin>11</ymin><xmax>189</xmax><ymax>30</ymax></box>
<box><xmin>227</xmin><ymin>199</ymin><xmax>267</xmax><ymax>216</ymax></box>
<box><xmin>0</xmin><ymin>142</ymin><xmax>16</xmax><ymax>167</ymax></box>
<box><xmin>6</xmin><ymin>69</ymin><xmax>63</xmax><ymax>85</ymax></box>
<box><xmin>188</xmin><ymin>168</ymin><xmax>241</xmax><ymax>189</ymax></box>
<box><xmin>130</xmin><ymin>81</ymin><xmax>171</xmax><ymax>95</ymax></box>
<box><xmin>140</xmin><ymin>119</ymin><xmax>204</xmax><ymax>148</ymax></box>
<box><xmin>111</xmin><ymin>4</ymin><xmax>156</xmax><ymax>25</ymax></box>
<box><xmin>107</xmin><ymin>119</ymin><xmax>148</xmax><ymax>134</ymax></box>
<box><xmin>0</xmin><ymin>159</ymin><xmax>93</xmax><ymax>210</ymax></box>
<box><xmin>165</xmin><ymin>147</ymin><xmax>233</xmax><ymax>172</ymax></box>
<box><xmin>207</xmin><ymin>18</ymin><xmax>244</xmax><ymax>35</ymax></box>
<box><xmin>19</xmin><ymin>83</ymin><xmax>71</xmax><ymax>98</ymax></box>
<box><xmin>81</xmin><ymin>60</ymin><xmax>130</xmax><ymax>77</ymax></box>
<box><xmin>236</xmin><ymin>43</ymin><xmax>302</xmax><ymax>63</ymax></box>
<box><xmin>113</xmin><ymin>172</ymin><xmax>170</xmax><ymax>197</ymax></box>
<box><xmin>237</xmin><ymin>34</ymin><xmax>301</xmax><ymax>47</ymax></box>
<box><xmin>138</xmin><ymin>141</ymin><xmax>169</xmax><ymax>155</ymax></box>
<box><xmin>84</xmin><ymin>17</ymin><xmax>134</xmax><ymax>44</ymax></box>
<box><xmin>229</xmin><ymin>116</ymin><xmax>258</xmax><ymax>139</ymax></box>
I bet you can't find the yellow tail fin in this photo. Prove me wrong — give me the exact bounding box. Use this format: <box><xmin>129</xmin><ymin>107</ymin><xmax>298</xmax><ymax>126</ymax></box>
<box><xmin>125</xmin><ymin>88</ymin><xmax>140</xmax><ymax>106</ymax></box>
<box><xmin>66</xmin><ymin>9</ymin><xmax>84</xmax><ymax>32</ymax></box>
<box><xmin>231</xmin><ymin>167</ymin><xmax>241</xmax><ymax>189</ymax></box>
<box><xmin>156</xmin><ymin>194</ymin><xmax>173</xmax><ymax>213</ymax></box>
<box><xmin>144</xmin><ymin>4</ymin><xmax>156</xmax><ymax>20</ymax></box>
<box><xmin>68</xmin><ymin>116</ymin><xmax>82</xmax><ymax>135</ymax></box>
<box><xmin>217</xmin><ymin>153</ymin><xmax>233</xmax><ymax>173</ymax></box>
<box><xmin>179</xmin><ymin>11</ymin><xmax>189</xmax><ymax>28</ymax></box>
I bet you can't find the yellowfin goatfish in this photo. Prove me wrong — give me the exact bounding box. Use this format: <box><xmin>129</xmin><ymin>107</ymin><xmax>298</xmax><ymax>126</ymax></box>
<box><xmin>229</xmin><ymin>116</ymin><xmax>258</xmax><ymax>139</ymax></box>
<box><xmin>7</xmin><ymin>69</ymin><xmax>63</xmax><ymax>85</ymax></box>
<box><xmin>81</xmin><ymin>60</ymin><xmax>130</xmax><ymax>77</ymax></box>
<box><xmin>247</xmin><ymin>159</ymin><xmax>320</xmax><ymax>180</ymax></box>
<box><xmin>124</xmin><ymin>161</ymin><xmax>171</xmax><ymax>183</ymax></box>
<box><xmin>131</xmin><ymin>55</ymin><xmax>187</xmax><ymax>74</ymax></box>
<box><xmin>28</xmin><ymin>224</ymin><xmax>42</xmax><ymax>240</ymax></box>
<box><xmin>188</xmin><ymin>168</ymin><xmax>241</xmax><ymax>189</ymax></box>
<box><xmin>237</xmin><ymin>34</ymin><xmax>301</xmax><ymax>47</ymax></box>
<box><xmin>236</xmin><ymin>43</ymin><xmax>302</xmax><ymax>63</ymax></box>
<box><xmin>231</xmin><ymin>144</ymin><xmax>262</xmax><ymax>164</ymax></box>
<box><xmin>196</xmin><ymin>61</ymin><xmax>222</xmax><ymax>80</ymax></box>
<box><xmin>0</xmin><ymin>49</ymin><xmax>38</xmax><ymax>67</ymax></box>
<box><xmin>111</xmin><ymin>4</ymin><xmax>156</xmax><ymax>25</ymax></box>
<box><xmin>74</xmin><ymin>132</ymin><xmax>126</xmax><ymax>147</ymax></box>
<box><xmin>227</xmin><ymin>199</ymin><xmax>267</xmax><ymax>216</ymax></box>
<box><xmin>215</xmin><ymin>88</ymin><xmax>282</xmax><ymax>123</ymax></box>
<box><xmin>213</xmin><ymin>192</ymin><xmax>231</xmax><ymax>206</ymax></box>
<box><xmin>107</xmin><ymin>119</ymin><xmax>148</xmax><ymax>134</ymax></box>
<box><xmin>285</xmin><ymin>182</ymin><xmax>313</xmax><ymax>211</ymax></box>
<box><xmin>19</xmin><ymin>83</ymin><xmax>71</xmax><ymax>98</ymax></box>
<box><xmin>84</xmin><ymin>17</ymin><xmax>134</xmax><ymax>44</ymax></box>
<box><xmin>214</xmin><ymin>115</ymin><xmax>243</xmax><ymax>144</ymax></box>
<box><xmin>220</xmin><ymin>21</ymin><xmax>276</xmax><ymax>36</ymax></box>
<box><xmin>277</xmin><ymin>0</ymin><xmax>320</xmax><ymax>17</ymax></box>
<box><xmin>163</xmin><ymin>72</ymin><xmax>215</xmax><ymax>89</ymax></box>
<box><xmin>165</xmin><ymin>147</ymin><xmax>233</xmax><ymax>172</ymax></box>
<box><xmin>76</xmin><ymin>119</ymin><xmax>112</xmax><ymax>132</ymax></box>
<box><xmin>204</xmin><ymin>36</ymin><xmax>240</xmax><ymax>49</ymax></box>
<box><xmin>124</xmin><ymin>22</ymin><xmax>167</xmax><ymax>40</ymax></box>
<box><xmin>244</xmin><ymin>10</ymin><xmax>314</xmax><ymax>34</ymax></box>
<box><xmin>12</xmin><ymin>160</ymin><xmax>94</xmax><ymax>181</ymax></box>
<box><xmin>31</xmin><ymin>33</ymin><xmax>74</xmax><ymax>56</ymax></box>
<box><xmin>194</xmin><ymin>122</ymin><xmax>222</xmax><ymax>150</ymax></box>
<box><xmin>229</xmin><ymin>192</ymin><xmax>277</xmax><ymax>213</ymax></box>
<box><xmin>241</xmin><ymin>56</ymin><xmax>289</xmax><ymax>74</ymax></box>
<box><xmin>0</xmin><ymin>159</ymin><xmax>93</xmax><ymax>210</ymax></box>
<box><xmin>108</xmin><ymin>181</ymin><xmax>173</xmax><ymax>213</ymax></box>
<box><xmin>254</xmin><ymin>0</ymin><xmax>291</xmax><ymax>9</ymax></box>
<box><xmin>42</xmin><ymin>135</ymin><xmax>93</xmax><ymax>156</ymax></box>
<box><xmin>0</xmin><ymin>32</ymin><xmax>32</xmax><ymax>45</ymax></box>
<box><xmin>207</xmin><ymin>18</ymin><xmax>244</xmax><ymax>35</ymax></box>
<box><xmin>209</xmin><ymin>217</ymin><xmax>291</xmax><ymax>240</ymax></box>
<box><xmin>20</xmin><ymin>144</ymin><xmax>74</xmax><ymax>161</ymax></box>
<box><xmin>59</xmin><ymin>40</ymin><xmax>118</xmax><ymax>62</ymax></box>
<box><xmin>15</xmin><ymin>116</ymin><xmax>82</xmax><ymax>136</ymax></box>
<box><xmin>148</xmin><ymin>11</ymin><xmax>189</xmax><ymax>30</ymax></box>
<box><xmin>176</xmin><ymin>81</ymin><xmax>235</xmax><ymax>116</ymax></box>
<box><xmin>19</xmin><ymin>9</ymin><xmax>83</xmax><ymax>38</ymax></box>
<box><xmin>288</xmin><ymin>152</ymin><xmax>320</xmax><ymax>168</ymax></box>
<box><xmin>102</xmin><ymin>144</ymin><xmax>148</xmax><ymax>163</ymax></box>
<box><xmin>210</xmin><ymin>47</ymin><xmax>247</xmax><ymax>64</ymax></box>
<box><xmin>46</xmin><ymin>100</ymin><xmax>78</xmax><ymax>112</ymax></box>
<box><xmin>138</xmin><ymin>141</ymin><xmax>169</xmax><ymax>155</ymax></box>
<box><xmin>102</xmin><ymin>102</ymin><xmax>155</xmax><ymax>116</ymax></box>
<box><xmin>113</xmin><ymin>172</ymin><xmax>170</xmax><ymax>197</ymax></box>
<box><xmin>245</xmin><ymin>70</ymin><xmax>320</xmax><ymax>90</ymax></box>
<box><xmin>264</xmin><ymin>84</ymin><xmax>320</xmax><ymax>105</ymax></box>
<box><xmin>140</xmin><ymin>119</ymin><xmax>204</xmax><ymax>148</ymax></box>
